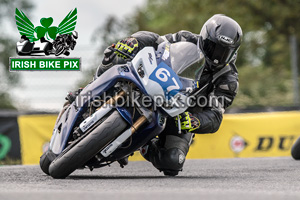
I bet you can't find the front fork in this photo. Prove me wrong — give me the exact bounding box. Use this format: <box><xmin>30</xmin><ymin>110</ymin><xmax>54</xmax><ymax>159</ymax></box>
<box><xmin>102</xmin><ymin>89</ymin><xmax>150</xmax><ymax>133</ymax></box>
<box><xmin>96</xmin><ymin>89</ymin><xmax>151</xmax><ymax>159</ymax></box>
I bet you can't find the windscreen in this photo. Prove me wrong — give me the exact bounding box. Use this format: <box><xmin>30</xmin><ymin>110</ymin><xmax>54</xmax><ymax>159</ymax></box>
<box><xmin>169</xmin><ymin>42</ymin><xmax>203</xmax><ymax>74</ymax></box>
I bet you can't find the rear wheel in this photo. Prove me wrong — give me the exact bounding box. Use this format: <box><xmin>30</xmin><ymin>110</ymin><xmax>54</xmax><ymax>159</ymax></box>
<box><xmin>49</xmin><ymin>111</ymin><xmax>127</xmax><ymax>179</ymax></box>
<box><xmin>40</xmin><ymin>149</ymin><xmax>56</xmax><ymax>175</ymax></box>
<box><xmin>291</xmin><ymin>136</ymin><xmax>300</xmax><ymax>160</ymax></box>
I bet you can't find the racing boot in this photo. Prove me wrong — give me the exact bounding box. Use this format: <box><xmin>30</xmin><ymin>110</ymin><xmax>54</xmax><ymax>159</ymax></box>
<box><xmin>117</xmin><ymin>156</ymin><xmax>129</xmax><ymax>168</ymax></box>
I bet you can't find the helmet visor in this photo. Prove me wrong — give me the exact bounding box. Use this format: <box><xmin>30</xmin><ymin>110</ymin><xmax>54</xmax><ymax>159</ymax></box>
<box><xmin>202</xmin><ymin>38</ymin><xmax>236</xmax><ymax>66</ymax></box>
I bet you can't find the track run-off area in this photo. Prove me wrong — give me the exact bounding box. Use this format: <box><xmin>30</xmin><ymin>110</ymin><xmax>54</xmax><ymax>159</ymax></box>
<box><xmin>0</xmin><ymin>157</ymin><xmax>300</xmax><ymax>200</ymax></box>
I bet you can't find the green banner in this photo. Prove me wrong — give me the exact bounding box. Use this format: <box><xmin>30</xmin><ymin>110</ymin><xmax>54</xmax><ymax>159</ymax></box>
<box><xmin>9</xmin><ymin>57</ymin><xmax>81</xmax><ymax>71</ymax></box>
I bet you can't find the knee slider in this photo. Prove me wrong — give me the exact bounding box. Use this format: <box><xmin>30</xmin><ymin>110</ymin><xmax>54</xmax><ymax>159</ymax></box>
<box><xmin>151</xmin><ymin>148</ymin><xmax>185</xmax><ymax>171</ymax></box>
<box><xmin>162</xmin><ymin>148</ymin><xmax>186</xmax><ymax>170</ymax></box>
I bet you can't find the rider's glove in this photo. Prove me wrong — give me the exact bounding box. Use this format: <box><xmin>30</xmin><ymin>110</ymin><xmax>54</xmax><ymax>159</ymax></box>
<box><xmin>175</xmin><ymin>112</ymin><xmax>200</xmax><ymax>132</ymax></box>
<box><xmin>102</xmin><ymin>45</ymin><xmax>117</xmax><ymax>65</ymax></box>
<box><xmin>115</xmin><ymin>37</ymin><xmax>139</xmax><ymax>59</ymax></box>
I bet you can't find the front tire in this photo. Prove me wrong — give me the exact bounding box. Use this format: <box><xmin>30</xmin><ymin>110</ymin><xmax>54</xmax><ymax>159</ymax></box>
<box><xmin>48</xmin><ymin>111</ymin><xmax>127</xmax><ymax>179</ymax></box>
<box><xmin>291</xmin><ymin>136</ymin><xmax>300</xmax><ymax>160</ymax></box>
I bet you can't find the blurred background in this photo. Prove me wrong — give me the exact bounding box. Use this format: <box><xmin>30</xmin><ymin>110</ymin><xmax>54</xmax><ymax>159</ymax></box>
<box><xmin>0</xmin><ymin>0</ymin><xmax>299</xmax><ymax>112</ymax></box>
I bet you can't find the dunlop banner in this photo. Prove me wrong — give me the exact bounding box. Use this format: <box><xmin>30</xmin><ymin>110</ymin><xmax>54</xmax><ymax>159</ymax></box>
<box><xmin>18</xmin><ymin>111</ymin><xmax>300</xmax><ymax>164</ymax></box>
<box><xmin>186</xmin><ymin>111</ymin><xmax>300</xmax><ymax>159</ymax></box>
<box><xmin>132</xmin><ymin>111</ymin><xmax>300</xmax><ymax>160</ymax></box>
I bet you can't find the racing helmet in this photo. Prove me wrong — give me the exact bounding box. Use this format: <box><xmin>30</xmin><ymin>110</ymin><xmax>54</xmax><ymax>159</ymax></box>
<box><xmin>198</xmin><ymin>14</ymin><xmax>242</xmax><ymax>70</ymax></box>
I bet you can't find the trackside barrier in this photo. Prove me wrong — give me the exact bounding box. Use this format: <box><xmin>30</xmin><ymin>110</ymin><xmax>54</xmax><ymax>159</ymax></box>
<box><xmin>17</xmin><ymin>111</ymin><xmax>300</xmax><ymax>164</ymax></box>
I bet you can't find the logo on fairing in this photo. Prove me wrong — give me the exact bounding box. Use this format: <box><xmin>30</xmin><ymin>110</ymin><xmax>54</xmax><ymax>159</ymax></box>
<box><xmin>148</xmin><ymin>53</ymin><xmax>153</xmax><ymax>64</ymax></box>
<box><xmin>102</xmin><ymin>143</ymin><xmax>114</xmax><ymax>154</ymax></box>
<box><xmin>219</xmin><ymin>35</ymin><xmax>234</xmax><ymax>45</ymax></box>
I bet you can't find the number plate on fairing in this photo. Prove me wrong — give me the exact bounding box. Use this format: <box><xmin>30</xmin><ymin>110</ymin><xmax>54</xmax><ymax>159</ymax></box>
<box><xmin>131</xmin><ymin>47</ymin><xmax>189</xmax><ymax>117</ymax></box>
<box><xmin>149</xmin><ymin>62</ymin><xmax>183</xmax><ymax>100</ymax></box>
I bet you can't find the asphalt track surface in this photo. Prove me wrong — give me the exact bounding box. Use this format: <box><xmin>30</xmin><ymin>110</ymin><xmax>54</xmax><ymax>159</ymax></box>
<box><xmin>0</xmin><ymin>157</ymin><xmax>300</xmax><ymax>200</ymax></box>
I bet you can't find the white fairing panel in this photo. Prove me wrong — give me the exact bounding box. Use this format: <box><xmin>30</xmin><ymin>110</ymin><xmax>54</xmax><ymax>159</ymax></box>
<box><xmin>131</xmin><ymin>47</ymin><xmax>165</xmax><ymax>99</ymax></box>
<box><xmin>50</xmin><ymin>128</ymin><xmax>64</xmax><ymax>154</ymax></box>
<box><xmin>131</xmin><ymin>47</ymin><xmax>190</xmax><ymax>117</ymax></box>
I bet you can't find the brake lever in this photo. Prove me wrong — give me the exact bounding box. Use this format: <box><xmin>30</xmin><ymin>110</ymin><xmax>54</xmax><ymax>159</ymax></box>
<box><xmin>177</xmin><ymin>115</ymin><xmax>181</xmax><ymax>134</ymax></box>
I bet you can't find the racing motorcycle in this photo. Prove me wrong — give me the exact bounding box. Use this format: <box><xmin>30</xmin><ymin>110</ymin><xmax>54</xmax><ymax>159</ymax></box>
<box><xmin>40</xmin><ymin>41</ymin><xmax>202</xmax><ymax>178</ymax></box>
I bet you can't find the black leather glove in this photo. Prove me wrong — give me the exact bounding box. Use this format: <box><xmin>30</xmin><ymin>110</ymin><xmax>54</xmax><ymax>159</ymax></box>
<box><xmin>115</xmin><ymin>37</ymin><xmax>139</xmax><ymax>59</ymax></box>
<box><xmin>102</xmin><ymin>45</ymin><xmax>117</xmax><ymax>65</ymax></box>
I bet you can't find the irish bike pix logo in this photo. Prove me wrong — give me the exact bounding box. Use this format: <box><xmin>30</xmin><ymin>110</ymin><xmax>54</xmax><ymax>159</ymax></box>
<box><xmin>9</xmin><ymin>8</ymin><xmax>81</xmax><ymax>71</ymax></box>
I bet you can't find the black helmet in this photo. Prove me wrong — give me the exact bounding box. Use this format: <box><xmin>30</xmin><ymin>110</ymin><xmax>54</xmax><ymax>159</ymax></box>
<box><xmin>199</xmin><ymin>14</ymin><xmax>242</xmax><ymax>70</ymax></box>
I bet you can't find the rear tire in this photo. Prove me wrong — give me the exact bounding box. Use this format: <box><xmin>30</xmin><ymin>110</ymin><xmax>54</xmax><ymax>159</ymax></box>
<box><xmin>40</xmin><ymin>150</ymin><xmax>56</xmax><ymax>175</ymax></box>
<box><xmin>291</xmin><ymin>136</ymin><xmax>300</xmax><ymax>160</ymax></box>
<box><xmin>49</xmin><ymin>111</ymin><xmax>127</xmax><ymax>179</ymax></box>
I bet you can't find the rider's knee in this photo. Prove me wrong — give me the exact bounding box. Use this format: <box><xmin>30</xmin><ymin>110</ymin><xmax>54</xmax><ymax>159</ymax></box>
<box><xmin>156</xmin><ymin>148</ymin><xmax>186</xmax><ymax>171</ymax></box>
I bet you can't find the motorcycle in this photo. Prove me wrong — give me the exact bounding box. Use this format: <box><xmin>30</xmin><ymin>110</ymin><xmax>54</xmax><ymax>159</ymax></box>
<box><xmin>40</xmin><ymin>41</ymin><xmax>202</xmax><ymax>178</ymax></box>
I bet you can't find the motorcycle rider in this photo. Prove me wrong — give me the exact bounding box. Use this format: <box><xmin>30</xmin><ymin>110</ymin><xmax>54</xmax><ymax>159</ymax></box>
<box><xmin>75</xmin><ymin>14</ymin><xmax>242</xmax><ymax>175</ymax></box>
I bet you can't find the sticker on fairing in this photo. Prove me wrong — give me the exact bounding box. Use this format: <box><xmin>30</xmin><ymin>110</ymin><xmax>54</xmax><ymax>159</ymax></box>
<box><xmin>162</xmin><ymin>45</ymin><xmax>170</xmax><ymax>60</ymax></box>
<box><xmin>149</xmin><ymin>62</ymin><xmax>182</xmax><ymax>99</ymax></box>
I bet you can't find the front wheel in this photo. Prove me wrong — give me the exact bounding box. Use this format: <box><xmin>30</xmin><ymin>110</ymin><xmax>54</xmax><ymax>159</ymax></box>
<box><xmin>291</xmin><ymin>136</ymin><xmax>300</xmax><ymax>160</ymax></box>
<box><xmin>49</xmin><ymin>111</ymin><xmax>127</xmax><ymax>179</ymax></box>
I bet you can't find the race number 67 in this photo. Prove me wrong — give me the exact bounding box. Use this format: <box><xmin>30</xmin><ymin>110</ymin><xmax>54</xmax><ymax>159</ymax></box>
<box><xmin>155</xmin><ymin>68</ymin><xmax>180</xmax><ymax>92</ymax></box>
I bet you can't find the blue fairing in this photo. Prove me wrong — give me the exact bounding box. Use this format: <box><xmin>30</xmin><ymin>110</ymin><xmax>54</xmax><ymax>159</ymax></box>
<box><xmin>116</xmin><ymin>107</ymin><xmax>133</xmax><ymax>125</ymax></box>
<box><xmin>50</xmin><ymin>63</ymin><xmax>147</xmax><ymax>154</ymax></box>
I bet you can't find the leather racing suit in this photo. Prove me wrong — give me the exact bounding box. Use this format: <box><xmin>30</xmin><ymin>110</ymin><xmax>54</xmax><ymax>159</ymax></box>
<box><xmin>95</xmin><ymin>30</ymin><xmax>239</xmax><ymax>175</ymax></box>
